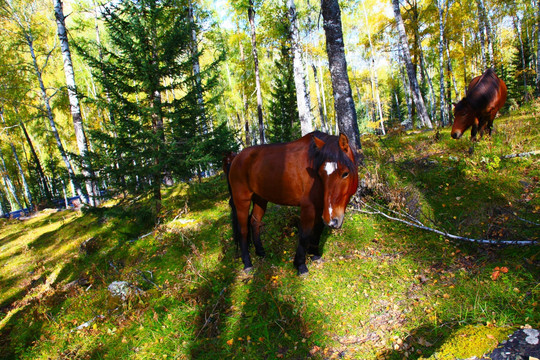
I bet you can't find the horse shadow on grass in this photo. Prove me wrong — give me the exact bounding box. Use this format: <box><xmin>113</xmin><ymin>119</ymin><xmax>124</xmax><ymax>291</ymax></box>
<box><xmin>188</xmin><ymin>204</ymin><xmax>332</xmax><ymax>359</ymax></box>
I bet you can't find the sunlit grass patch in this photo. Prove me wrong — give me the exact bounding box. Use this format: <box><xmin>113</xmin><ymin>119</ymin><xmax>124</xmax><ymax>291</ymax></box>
<box><xmin>0</xmin><ymin>109</ymin><xmax>539</xmax><ymax>359</ymax></box>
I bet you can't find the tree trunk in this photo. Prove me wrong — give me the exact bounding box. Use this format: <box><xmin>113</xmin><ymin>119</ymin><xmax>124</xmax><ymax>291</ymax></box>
<box><xmin>18</xmin><ymin>114</ymin><xmax>52</xmax><ymax>202</ymax></box>
<box><xmin>318</xmin><ymin>62</ymin><xmax>330</xmax><ymax>133</ymax></box>
<box><xmin>248</xmin><ymin>1</ymin><xmax>265</xmax><ymax>144</ymax></box>
<box><xmin>0</xmin><ymin>148</ymin><xmax>22</xmax><ymax>211</ymax></box>
<box><xmin>312</xmin><ymin>64</ymin><xmax>328</xmax><ymax>132</ymax></box>
<box><xmin>25</xmin><ymin>30</ymin><xmax>85</xmax><ymax>204</ymax></box>
<box><xmin>437</xmin><ymin>0</ymin><xmax>447</xmax><ymax>126</ymax></box>
<box><xmin>513</xmin><ymin>15</ymin><xmax>528</xmax><ymax>99</ymax></box>
<box><xmin>287</xmin><ymin>0</ymin><xmax>313</xmax><ymax>135</ymax></box>
<box><xmin>54</xmin><ymin>0</ymin><xmax>98</xmax><ymax>206</ymax></box>
<box><xmin>399</xmin><ymin>46</ymin><xmax>414</xmax><ymax>129</ymax></box>
<box><xmin>0</xmin><ymin>110</ymin><xmax>32</xmax><ymax>208</ymax></box>
<box><xmin>446</xmin><ymin>39</ymin><xmax>460</xmax><ymax>99</ymax></box>
<box><xmin>362</xmin><ymin>1</ymin><xmax>385</xmax><ymax>135</ymax></box>
<box><xmin>188</xmin><ymin>0</ymin><xmax>209</xmax><ymax>132</ymax></box>
<box><xmin>537</xmin><ymin>0</ymin><xmax>540</xmax><ymax>96</ymax></box>
<box><xmin>477</xmin><ymin>0</ymin><xmax>494</xmax><ymax>67</ymax></box>
<box><xmin>391</xmin><ymin>0</ymin><xmax>433</xmax><ymax>129</ymax></box>
<box><xmin>321</xmin><ymin>0</ymin><xmax>362</xmax><ymax>160</ymax></box>
<box><xmin>476</xmin><ymin>1</ymin><xmax>487</xmax><ymax>70</ymax></box>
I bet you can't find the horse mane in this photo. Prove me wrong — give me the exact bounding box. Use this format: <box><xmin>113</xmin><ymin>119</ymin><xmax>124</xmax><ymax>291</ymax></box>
<box><xmin>464</xmin><ymin>68</ymin><xmax>499</xmax><ymax>111</ymax></box>
<box><xmin>308</xmin><ymin>131</ymin><xmax>355</xmax><ymax>173</ymax></box>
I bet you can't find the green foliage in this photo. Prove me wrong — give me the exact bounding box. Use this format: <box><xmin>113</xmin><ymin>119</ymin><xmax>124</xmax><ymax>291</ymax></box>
<box><xmin>266</xmin><ymin>30</ymin><xmax>300</xmax><ymax>144</ymax></box>
<box><xmin>77</xmin><ymin>0</ymin><xmax>237</xmax><ymax>203</ymax></box>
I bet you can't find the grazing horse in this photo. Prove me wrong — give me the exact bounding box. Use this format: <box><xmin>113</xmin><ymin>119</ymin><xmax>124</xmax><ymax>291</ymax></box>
<box><xmin>225</xmin><ymin>132</ymin><xmax>358</xmax><ymax>275</ymax></box>
<box><xmin>451</xmin><ymin>68</ymin><xmax>507</xmax><ymax>141</ymax></box>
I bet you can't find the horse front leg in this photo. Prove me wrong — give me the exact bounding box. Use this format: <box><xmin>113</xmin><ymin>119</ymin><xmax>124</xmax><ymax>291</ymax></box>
<box><xmin>470</xmin><ymin>123</ymin><xmax>479</xmax><ymax>142</ymax></box>
<box><xmin>308</xmin><ymin>219</ymin><xmax>324</xmax><ymax>262</ymax></box>
<box><xmin>294</xmin><ymin>205</ymin><xmax>317</xmax><ymax>275</ymax></box>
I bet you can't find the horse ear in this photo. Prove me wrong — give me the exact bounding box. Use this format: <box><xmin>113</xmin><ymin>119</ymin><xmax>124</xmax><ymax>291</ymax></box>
<box><xmin>338</xmin><ymin>133</ymin><xmax>350</xmax><ymax>153</ymax></box>
<box><xmin>313</xmin><ymin>136</ymin><xmax>326</xmax><ymax>149</ymax></box>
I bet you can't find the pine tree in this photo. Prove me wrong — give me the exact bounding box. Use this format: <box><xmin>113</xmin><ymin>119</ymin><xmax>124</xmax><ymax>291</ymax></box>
<box><xmin>267</xmin><ymin>44</ymin><xmax>300</xmax><ymax>143</ymax></box>
<box><xmin>78</xmin><ymin>0</ymin><xmax>236</xmax><ymax>216</ymax></box>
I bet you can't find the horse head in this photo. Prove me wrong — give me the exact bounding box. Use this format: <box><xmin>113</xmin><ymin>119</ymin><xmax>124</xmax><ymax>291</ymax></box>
<box><xmin>451</xmin><ymin>98</ymin><xmax>475</xmax><ymax>139</ymax></box>
<box><xmin>312</xmin><ymin>133</ymin><xmax>358</xmax><ymax>229</ymax></box>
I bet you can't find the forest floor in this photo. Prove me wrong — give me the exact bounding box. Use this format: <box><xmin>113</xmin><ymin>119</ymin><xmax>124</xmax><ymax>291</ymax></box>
<box><xmin>0</xmin><ymin>102</ymin><xmax>539</xmax><ymax>359</ymax></box>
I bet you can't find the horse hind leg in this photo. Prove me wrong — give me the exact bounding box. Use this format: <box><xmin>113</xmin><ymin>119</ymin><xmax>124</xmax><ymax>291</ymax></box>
<box><xmin>233</xmin><ymin>196</ymin><xmax>254</xmax><ymax>271</ymax></box>
<box><xmin>250</xmin><ymin>195</ymin><xmax>267</xmax><ymax>257</ymax></box>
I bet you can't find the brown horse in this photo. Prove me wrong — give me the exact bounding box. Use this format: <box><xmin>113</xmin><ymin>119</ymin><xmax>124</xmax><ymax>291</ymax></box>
<box><xmin>226</xmin><ymin>131</ymin><xmax>358</xmax><ymax>275</ymax></box>
<box><xmin>451</xmin><ymin>68</ymin><xmax>507</xmax><ymax>141</ymax></box>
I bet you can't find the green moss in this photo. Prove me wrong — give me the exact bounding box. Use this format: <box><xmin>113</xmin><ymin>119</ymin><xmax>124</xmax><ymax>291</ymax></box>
<box><xmin>424</xmin><ymin>325</ymin><xmax>513</xmax><ymax>360</ymax></box>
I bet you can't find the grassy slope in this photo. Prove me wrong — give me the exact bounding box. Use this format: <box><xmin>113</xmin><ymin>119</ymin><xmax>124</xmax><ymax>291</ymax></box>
<box><xmin>0</xmin><ymin>105</ymin><xmax>538</xmax><ymax>360</ymax></box>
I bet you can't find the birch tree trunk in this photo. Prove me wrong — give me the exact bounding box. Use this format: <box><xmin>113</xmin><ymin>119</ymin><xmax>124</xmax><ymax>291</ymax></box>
<box><xmin>437</xmin><ymin>0</ymin><xmax>447</xmax><ymax>126</ymax></box>
<box><xmin>0</xmin><ymin>148</ymin><xmax>22</xmax><ymax>211</ymax></box>
<box><xmin>362</xmin><ymin>1</ymin><xmax>385</xmax><ymax>135</ymax></box>
<box><xmin>312</xmin><ymin>64</ymin><xmax>328</xmax><ymax>132</ymax></box>
<box><xmin>188</xmin><ymin>0</ymin><xmax>208</xmax><ymax>131</ymax></box>
<box><xmin>477</xmin><ymin>0</ymin><xmax>494</xmax><ymax>67</ymax></box>
<box><xmin>446</xmin><ymin>40</ymin><xmax>460</xmax><ymax>99</ymax></box>
<box><xmin>537</xmin><ymin>0</ymin><xmax>540</xmax><ymax>96</ymax></box>
<box><xmin>0</xmin><ymin>110</ymin><xmax>32</xmax><ymax>207</ymax></box>
<box><xmin>18</xmin><ymin>113</ymin><xmax>52</xmax><ymax>201</ymax></box>
<box><xmin>318</xmin><ymin>62</ymin><xmax>330</xmax><ymax>133</ymax></box>
<box><xmin>391</xmin><ymin>0</ymin><xmax>433</xmax><ymax>129</ymax></box>
<box><xmin>54</xmin><ymin>0</ymin><xmax>98</xmax><ymax>206</ymax></box>
<box><xmin>287</xmin><ymin>0</ymin><xmax>313</xmax><ymax>135</ymax></box>
<box><xmin>24</xmin><ymin>29</ymin><xmax>85</xmax><ymax>204</ymax></box>
<box><xmin>248</xmin><ymin>0</ymin><xmax>265</xmax><ymax>144</ymax></box>
<box><xmin>476</xmin><ymin>0</ymin><xmax>487</xmax><ymax>69</ymax></box>
<box><xmin>513</xmin><ymin>15</ymin><xmax>528</xmax><ymax>99</ymax></box>
<box><xmin>321</xmin><ymin>0</ymin><xmax>362</xmax><ymax>159</ymax></box>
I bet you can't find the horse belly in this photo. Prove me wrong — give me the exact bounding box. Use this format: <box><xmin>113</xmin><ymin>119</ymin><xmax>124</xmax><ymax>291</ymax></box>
<box><xmin>250</xmin><ymin>172</ymin><xmax>305</xmax><ymax>206</ymax></box>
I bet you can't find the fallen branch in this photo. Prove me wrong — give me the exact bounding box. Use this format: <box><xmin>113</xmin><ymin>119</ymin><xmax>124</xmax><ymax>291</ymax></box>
<box><xmin>70</xmin><ymin>315</ymin><xmax>104</xmax><ymax>332</ymax></box>
<box><xmin>353</xmin><ymin>200</ymin><xmax>537</xmax><ymax>246</ymax></box>
<box><xmin>195</xmin><ymin>287</ymin><xmax>226</xmax><ymax>340</ymax></box>
<box><xmin>502</xmin><ymin>150</ymin><xmax>540</xmax><ymax>159</ymax></box>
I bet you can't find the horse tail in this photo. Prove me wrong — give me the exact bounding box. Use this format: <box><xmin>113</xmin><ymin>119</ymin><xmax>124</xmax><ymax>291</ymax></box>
<box><xmin>223</xmin><ymin>152</ymin><xmax>243</xmax><ymax>255</ymax></box>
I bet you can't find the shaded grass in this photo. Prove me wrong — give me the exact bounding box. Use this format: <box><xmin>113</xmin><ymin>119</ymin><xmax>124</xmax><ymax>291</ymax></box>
<box><xmin>0</xmin><ymin>107</ymin><xmax>539</xmax><ymax>359</ymax></box>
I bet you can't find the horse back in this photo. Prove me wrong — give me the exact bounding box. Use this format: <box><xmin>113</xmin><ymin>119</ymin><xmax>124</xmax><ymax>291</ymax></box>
<box><xmin>467</xmin><ymin>69</ymin><xmax>506</xmax><ymax>118</ymax></box>
<box><xmin>228</xmin><ymin>135</ymin><xmax>317</xmax><ymax>206</ymax></box>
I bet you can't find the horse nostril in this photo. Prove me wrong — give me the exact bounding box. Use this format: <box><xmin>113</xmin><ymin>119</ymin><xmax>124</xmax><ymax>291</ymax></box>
<box><xmin>328</xmin><ymin>218</ymin><xmax>338</xmax><ymax>228</ymax></box>
<box><xmin>451</xmin><ymin>132</ymin><xmax>458</xmax><ymax>139</ymax></box>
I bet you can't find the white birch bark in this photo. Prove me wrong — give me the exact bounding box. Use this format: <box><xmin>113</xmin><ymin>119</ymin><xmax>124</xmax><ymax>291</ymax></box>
<box><xmin>22</xmin><ymin>26</ymin><xmax>85</xmax><ymax>204</ymax></box>
<box><xmin>248</xmin><ymin>1</ymin><xmax>265</xmax><ymax>144</ymax></box>
<box><xmin>537</xmin><ymin>0</ymin><xmax>540</xmax><ymax>95</ymax></box>
<box><xmin>0</xmin><ymin>148</ymin><xmax>22</xmax><ymax>210</ymax></box>
<box><xmin>0</xmin><ymin>110</ymin><xmax>32</xmax><ymax>207</ymax></box>
<box><xmin>287</xmin><ymin>0</ymin><xmax>313</xmax><ymax>135</ymax></box>
<box><xmin>391</xmin><ymin>0</ymin><xmax>433</xmax><ymax>129</ymax></box>
<box><xmin>54</xmin><ymin>0</ymin><xmax>97</xmax><ymax>206</ymax></box>
<box><xmin>312</xmin><ymin>64</ymin><xmax>328</xmax><ymax>132</ymax></box>
<box><xmin>437</xmin><ymin>0</ymin><xmax>447</xmax><ymax>126</ymax></box>
<box><xmin>362</xmin><ymin>1</ymin><xmax>385</xmax><ymax>135</ymax></box>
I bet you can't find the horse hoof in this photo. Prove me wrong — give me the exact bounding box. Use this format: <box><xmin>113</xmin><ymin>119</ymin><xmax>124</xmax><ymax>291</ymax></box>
<box><xmin>311</xmin><ymin>255</ymin><xmax>322</xmax><ymax>262</ymax></box>
<box><xmin>244</xmin><ymin>266</ymin><xmax>253</xmax><ymax>274</ymax></box>
<box><xmin>297</xmin><ymin>264</ymin><xmax>309</xmax><ymax>276</ymax></box>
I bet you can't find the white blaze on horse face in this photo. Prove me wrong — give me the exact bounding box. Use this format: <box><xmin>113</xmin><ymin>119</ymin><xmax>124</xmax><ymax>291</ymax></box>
<box><xmin>328</xmin><ymin>205</ymin><xmax>333</xmax><ymax>218</ymax></box>
<box><xmin>324</xmin><ymin>162</ymin><xmax>338</xmax><ymax>176</ymax></box>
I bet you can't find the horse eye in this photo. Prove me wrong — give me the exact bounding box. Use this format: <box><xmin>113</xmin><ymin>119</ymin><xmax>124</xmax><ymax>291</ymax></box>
<box><xmin>342</xmin><ymin>172</ymin><xmax>349</xmax><ymax>179</ymax></box>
